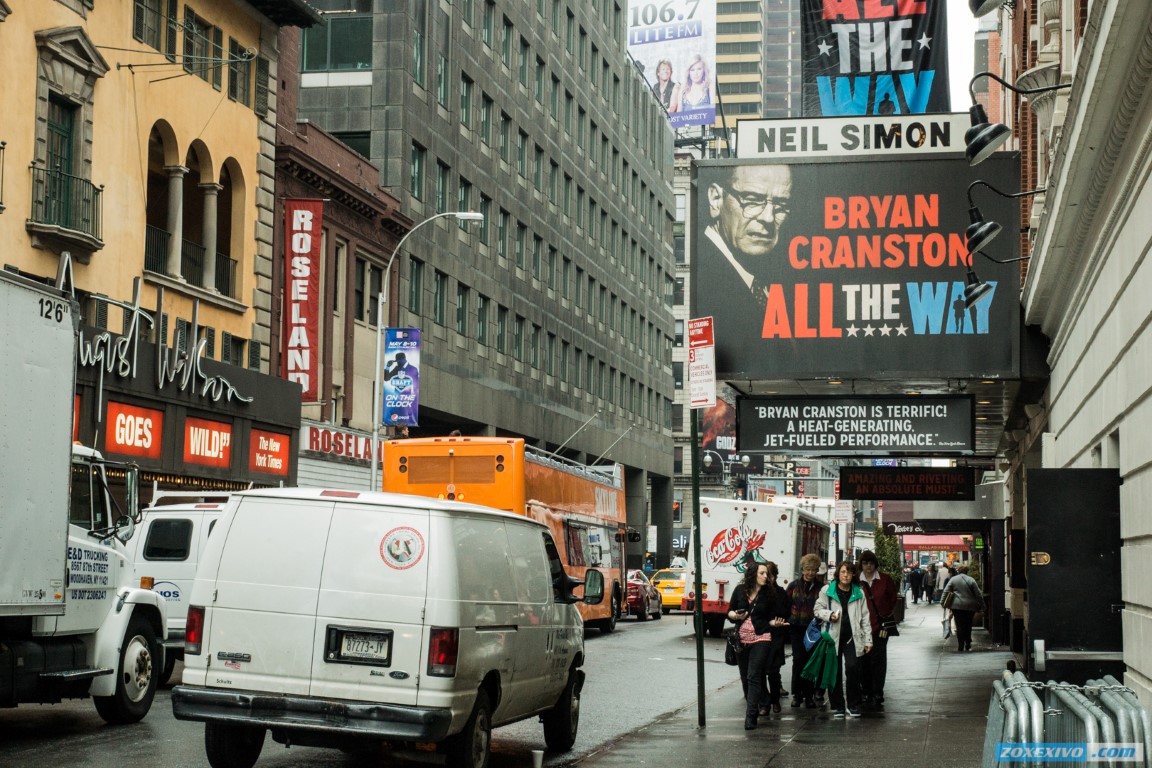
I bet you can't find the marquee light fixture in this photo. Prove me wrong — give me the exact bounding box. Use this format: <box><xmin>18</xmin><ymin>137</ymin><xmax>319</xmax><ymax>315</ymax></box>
<box><xmin>965</xmin><ymin>180</ymin><xmax>1046</xmax><ymax>254</ymax></box>
<box><xmin>965</xmin><ymin>71</ymin><xmax>1071</xmax><ymax>165</ymax></box>
<box><xmin>970</xmin><ymin>0</ymin><xmax>1011</xmax><ymax>17</ymax></box>
<box><xmin>963</xmin><ymin>265</ymin><xmax>994</xmax><ymax>310</ymax></box>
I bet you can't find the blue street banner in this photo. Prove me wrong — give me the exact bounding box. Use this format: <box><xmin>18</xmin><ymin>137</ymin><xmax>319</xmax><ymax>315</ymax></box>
<box><xmin>382</xmin><ymin>328</ymin><xmax>421</xmax><ymax>427</ymax></box>
<box><xmin>800</xmin><ymin>0</ymin><xmax>950</xmax><ymax>117</ymax></box>
<box><xmin>626</xmin><ymin>0</ymin><xmax>717</xmax><ymax>129</ymax></box>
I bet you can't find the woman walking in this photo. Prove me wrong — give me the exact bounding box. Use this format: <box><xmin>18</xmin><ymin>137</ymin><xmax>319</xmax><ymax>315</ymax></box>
<box><xmin>726</xmin><ymin>562</ymin><xmax>788</xmax><ymax>730</ymax></box>
<box><xmin>942</xmin><ymin>565</ymin><xmax>983</xmax><ymax>652</ymax></box>
<box><xmin>786</xmin><ymin>554</ymin><xmax>825</xmax><ymax>708</ymax></box>
<box><xmin>814</xmin><ymin>560</ymin><xmax>873</xmax><ymax>717</ymax></box>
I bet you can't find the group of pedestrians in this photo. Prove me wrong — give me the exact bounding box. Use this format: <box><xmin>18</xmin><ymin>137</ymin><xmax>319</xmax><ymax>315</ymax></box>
<box><xmin>726</xmin><ymin>550</ymin><xmax>904</xmax><ymax>729</ymax></box>
<box><xmin>908</xmin><ymin>561</ymin><xmax>985</xmax><ymax>653</ymax></box>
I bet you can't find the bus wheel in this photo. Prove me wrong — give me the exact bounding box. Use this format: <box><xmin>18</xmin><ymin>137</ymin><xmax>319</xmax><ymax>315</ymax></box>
<box><xmin>599</xmin><ymin>593</ymin><xmax>619</xmax><ymax>634</ymax></box>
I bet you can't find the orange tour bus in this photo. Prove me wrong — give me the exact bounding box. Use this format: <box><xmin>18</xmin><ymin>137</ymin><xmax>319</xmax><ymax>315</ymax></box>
<box><xmin>382</xmin><ymin>436</ymin><xmax>628</xmax><ymax>633</ymax></box>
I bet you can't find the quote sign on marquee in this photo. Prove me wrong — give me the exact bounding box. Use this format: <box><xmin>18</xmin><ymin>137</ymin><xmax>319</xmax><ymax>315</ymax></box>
<box><xmin>688</xmin><ymin>317</ymin><xmax>717</xmax><ymax>409</ymax></box>
<box><xmin>249</xmin><ymin>428</ymin><xmax>290</xmax><ymax>475</ymax></box>
<box><xmin>183</xmin><ymin>416</ymin><xmax>232</xmax><ymax>469</ymax></box>
<box><xmin>737</xmin><ymin>395</ymin><xmax>973</xmax><ymax>456</ymax></box>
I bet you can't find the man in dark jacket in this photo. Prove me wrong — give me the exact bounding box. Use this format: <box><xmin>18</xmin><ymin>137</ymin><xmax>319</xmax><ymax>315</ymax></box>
<box><xmin>857</xmin><ymin>550</ymin><xmax>898</xmax><ymax>706</ymax></box>
<box><xmin>908</xmin><ymin>564</ymin><xmax>924</xmax><ymax>603</ymax></box>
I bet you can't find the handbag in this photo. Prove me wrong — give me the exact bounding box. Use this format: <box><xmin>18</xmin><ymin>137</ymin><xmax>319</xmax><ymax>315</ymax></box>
<box><xmin>942</xmin><ymin>617</ymin><xmax>952</xmax><ymax>639</ymax></box>
<box><xmin>724</xmin><ymin>625</ymin><xmax>743</xmax><ymax>666</ymax></box>
<box><xmin>941</xmin><ymin>590</ymin><xmax>956</xmax><ymax>610</ymax></box>
<box><xmin>803</xmin><ymin>618</ymin><xmax>824</xmax><ymax>651</ymax></box>
<box><xmin>879</xmin><ymin>615</ymin><xmax>900</xmax><ymax>638</ymax></box>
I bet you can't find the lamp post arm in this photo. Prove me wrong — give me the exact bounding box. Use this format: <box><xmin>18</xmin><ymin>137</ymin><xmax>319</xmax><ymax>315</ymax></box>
<box><xmin>969</xmin><ymin>70</ymin><xmax>1071</xmax><ymax>103</ymax></box>
<box><xmin>966</xmin><ymin>179</ymin><xmax>1047</xmax><ymax>207</ymax></box>
<box><xmin>975</xmin><ymin>249</ymin><xmax>1031</xmax><ymax>265</ymax></box>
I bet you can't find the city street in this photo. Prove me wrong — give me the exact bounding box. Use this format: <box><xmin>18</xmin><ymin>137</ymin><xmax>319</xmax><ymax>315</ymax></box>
<box><xmin>0</xmin><ymin>611</ymin><xmax>735</xmax><ymax>767</ymax></box>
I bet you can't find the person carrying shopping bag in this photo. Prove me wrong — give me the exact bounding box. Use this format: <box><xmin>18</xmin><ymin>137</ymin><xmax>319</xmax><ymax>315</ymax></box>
<box><xmin>813</xmin><ymin>560</ymin><xmax>873</xmax><ymax>717</ymax></box>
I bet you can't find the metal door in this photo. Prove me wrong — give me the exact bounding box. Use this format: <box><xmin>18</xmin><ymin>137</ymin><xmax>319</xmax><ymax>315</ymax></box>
<box><xmin>1025</xmin><ymin>468</ymin><xmax>1123</xmax><ymax>683</ymax></box>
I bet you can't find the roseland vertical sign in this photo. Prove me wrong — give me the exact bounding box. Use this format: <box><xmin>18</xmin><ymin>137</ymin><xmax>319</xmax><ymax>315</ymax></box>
<box><xmin>800</xmin><ymin>0</ymin><xmax>950</xmax><ymax>116</ymax></box>
<box><xmin>282</xmin><ymin>199</ymin><xmax>323</xmax><ymax>401</ymax></box>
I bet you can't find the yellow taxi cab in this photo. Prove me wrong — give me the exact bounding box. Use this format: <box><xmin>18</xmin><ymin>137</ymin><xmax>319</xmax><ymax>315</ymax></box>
<box><xmin>650</xmin><ymin>569</ymin><xmax>689</xmax><ymax>614</ymax></box>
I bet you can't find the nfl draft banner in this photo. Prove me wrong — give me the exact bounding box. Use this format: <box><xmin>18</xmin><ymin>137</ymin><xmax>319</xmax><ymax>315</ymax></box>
<box><xmin>800</xmin><ymin>0</ymin><xmax>950</xmax><ymax>117</ymax></box>
<box><xmin>691</xmin><ymin>150</ymin><xmax>1023</xmax><ymax>381</ymax></box>
<box><xmin>382</xmin><ymin>328</ymin><xmax>421</xmax><ymax>427</ymax></box>
<box><xmin>627</xmin><ymin>0</ymin><xmax>716</xmax><ymax>129</ymax></box>
<box><xmin>282</xmin><ymin>199</ymin><xmax>323</xmax><ymax>401</ymax></box>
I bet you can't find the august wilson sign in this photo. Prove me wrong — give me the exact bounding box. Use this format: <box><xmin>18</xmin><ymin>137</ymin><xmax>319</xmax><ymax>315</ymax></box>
<box><xmin>736</xmin><ymin>395</ymin><xmax>973</xmax><ymax>456</ymax></box>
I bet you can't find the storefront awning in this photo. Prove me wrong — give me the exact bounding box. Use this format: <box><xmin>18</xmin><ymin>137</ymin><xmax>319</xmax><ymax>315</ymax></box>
<box><xmin>901</xmin><ymin>535</ymin><xmax>969</xmax><ymax>551</ymax></box>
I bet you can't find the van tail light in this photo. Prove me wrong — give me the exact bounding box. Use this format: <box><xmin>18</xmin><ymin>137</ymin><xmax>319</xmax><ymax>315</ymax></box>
<box><xmin>185</xmin><ymin>606</ymin><xmax>205</xmax><ymax>656</ymax></box>
<box><xmin>428</xmin><ymin>627</ymin><xmax>459</xmax><ymax>677</ymax></box>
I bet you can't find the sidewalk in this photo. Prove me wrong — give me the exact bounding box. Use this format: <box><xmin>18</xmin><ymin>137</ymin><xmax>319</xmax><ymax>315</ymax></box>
<box><xmin>568</xmin><ymin>598</ymin><xmax>1011</xmax><ymax>768</ymax></box>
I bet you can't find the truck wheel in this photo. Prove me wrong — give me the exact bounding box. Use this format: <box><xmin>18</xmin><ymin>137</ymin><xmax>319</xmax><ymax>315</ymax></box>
<box><xmin>599</xmin><ymin>594</ymin><xmax>619</xmax><ymax>634</ymax></box>
<box><xmin>205</xmin><ymin>722</ymin><xmax>265</xmax><ymax>768</ymax></box>
<box><xmin>444</xmin><ymin>690</ymin><xmax>492</xmax><ymax>768</ymax></box>
<box><xmin>160</xmin><ymin>652</ymin><xmax>178</xmax><ymax>686</ymax></box>
<box><xmin>542</xmin><ymin>669</ymin><xmax>583</xmax><ymax>752</ymax></box>
<box><xmin>705</xmin><ymin>615</ymin><xmax>726</xmax><ymax>638</ymax></box>
<box><xmin>93</xmin><ymin>614</ymin><xmax>159</xmax><ymax>724</ymax></box>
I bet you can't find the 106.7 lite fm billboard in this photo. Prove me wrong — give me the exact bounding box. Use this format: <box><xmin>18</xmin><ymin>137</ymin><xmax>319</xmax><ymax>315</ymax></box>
<box><xmin>691</xmin><ymin>122</ymin><xmax>1023</xmax><ymax>382</ymax></box>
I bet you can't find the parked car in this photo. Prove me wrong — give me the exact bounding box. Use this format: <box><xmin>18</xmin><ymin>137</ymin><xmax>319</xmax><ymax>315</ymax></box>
<box><xmin>626</xmin><ymin>569</ymin><xmax>662</xmax><ymax>621</ymax></box>
<box><xmin>650</xmin><ymin>568</ymin><xmax>688</xmax><ymax>614</ymax></box>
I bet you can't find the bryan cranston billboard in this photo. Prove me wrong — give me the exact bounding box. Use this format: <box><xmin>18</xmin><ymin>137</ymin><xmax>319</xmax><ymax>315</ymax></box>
<box><xmin>691</xmin><ymin>149</ymin><xmax>1022</xmax><ymax>380</ymax></box>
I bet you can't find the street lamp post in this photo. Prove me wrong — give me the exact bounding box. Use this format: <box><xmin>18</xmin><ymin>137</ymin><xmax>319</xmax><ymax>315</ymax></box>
<box><xmin>701</xmin><ymin>450</ymin><xmax>750</xmax><ymax>497</ymax></box>
<box><xmin>369</xmin><ymin>211</ymin><xmax>484</xmax><ymax>491</ymax></box>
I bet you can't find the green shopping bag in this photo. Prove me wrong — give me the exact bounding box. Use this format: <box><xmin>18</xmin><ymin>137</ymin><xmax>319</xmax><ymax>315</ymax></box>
<box><xmin>800</xmin><ymin>631</ymin><xmax>839</xmax><ymax>691</ymax></box>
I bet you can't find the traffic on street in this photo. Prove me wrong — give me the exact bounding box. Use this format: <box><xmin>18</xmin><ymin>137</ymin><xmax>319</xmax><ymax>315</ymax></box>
<box><xmin>0</xmin><ymin>610</ymin><xmax>725</xmax><ymax>768</ymax></box>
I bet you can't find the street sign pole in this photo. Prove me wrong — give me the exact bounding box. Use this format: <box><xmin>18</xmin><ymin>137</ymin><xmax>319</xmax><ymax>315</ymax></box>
<box><xmin>686</xmin><ymin>317</ymin><xmax>716</xmax><ymax>729</ymax></box>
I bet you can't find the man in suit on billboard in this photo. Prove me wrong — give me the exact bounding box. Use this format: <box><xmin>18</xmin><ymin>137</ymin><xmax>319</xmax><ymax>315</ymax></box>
<box><xmin>697</xmin><ymin>164</ymin><xmax>794</xmax><ymax>356</ymax></box>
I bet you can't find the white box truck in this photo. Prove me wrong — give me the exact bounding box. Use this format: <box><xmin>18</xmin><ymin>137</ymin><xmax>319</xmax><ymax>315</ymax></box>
<box><xmin>0</xmin><ymin>269</ymin><xmax>166</xmax><ymax>723</ymax></box>
<box><xmin>684</xmin><ymin>496</ymin><xmax>832</xmax><ymax>636</ymax></box>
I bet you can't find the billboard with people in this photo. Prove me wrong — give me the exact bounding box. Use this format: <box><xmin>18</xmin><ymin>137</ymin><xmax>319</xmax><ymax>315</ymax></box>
<box><xmin>627</xmin><ymin>0</ymin><xmax>717</xmax><ymax>129</ymax></box>
<box><xmin>691</xmin><ymin>124</ymin><xmax>1022</xmax><ymax>380</ymax></box>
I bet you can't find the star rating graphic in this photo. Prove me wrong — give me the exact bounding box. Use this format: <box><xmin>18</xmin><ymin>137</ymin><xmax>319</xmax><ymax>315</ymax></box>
<box><xmin>846</xmin><ymin>323</ymin><xmax>910</xmax><ymax>338</ymax></box>
<box><xmin>817</xmin><ymin>39</ymin><xmax>832</xmax><ymax>57</ymax></box>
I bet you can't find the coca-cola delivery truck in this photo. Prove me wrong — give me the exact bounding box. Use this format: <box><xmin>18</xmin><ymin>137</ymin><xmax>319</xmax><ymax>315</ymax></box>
<box><xmin>683</xmin><ymin>496</ymin><xmax>831</xmax><ymax>636</ymax></box>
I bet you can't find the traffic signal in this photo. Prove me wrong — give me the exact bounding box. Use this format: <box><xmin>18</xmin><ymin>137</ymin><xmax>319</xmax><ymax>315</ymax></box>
<box><xmin>672</xmin><ymin>500</ymin><xmax>682</xmax><ymax>523</ymax></box>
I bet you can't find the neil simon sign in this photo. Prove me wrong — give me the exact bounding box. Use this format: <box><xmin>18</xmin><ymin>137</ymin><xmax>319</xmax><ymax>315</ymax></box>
<box><xmin>736</xmin><ymin>395</ymin><xmax>973</xmax><ymax>456</ymax></box>
<box><xmin>691</xmin><ymin>151</ymin><xmax>1022</xmax><ymax>381</ymax></box>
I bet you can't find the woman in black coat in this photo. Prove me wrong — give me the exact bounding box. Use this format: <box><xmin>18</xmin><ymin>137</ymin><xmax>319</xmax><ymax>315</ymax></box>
<box><xmin>726</xmin><ymin>561</ymin><xmax>789</xmax><ymax>730</ymax></box>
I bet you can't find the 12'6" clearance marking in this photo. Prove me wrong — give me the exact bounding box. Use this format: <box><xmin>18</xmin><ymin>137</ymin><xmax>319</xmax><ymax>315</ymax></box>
<box><xmin>380</xmin><ymin>527</ymin><xmax>425</xmax><ymax>570</ymax></box>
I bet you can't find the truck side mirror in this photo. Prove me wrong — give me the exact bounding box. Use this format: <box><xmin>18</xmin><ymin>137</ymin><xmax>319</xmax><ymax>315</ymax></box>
<box><xmin>582</xmin><ymin>569</ymin><xmax>605</xmax><ymax>605</ymax></box>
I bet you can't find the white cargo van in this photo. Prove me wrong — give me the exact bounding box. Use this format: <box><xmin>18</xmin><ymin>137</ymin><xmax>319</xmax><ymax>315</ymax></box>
<box><xmin>172</xmin><ymin>488</ymin><xmax>603</xmax><ymax>768</ymax></box>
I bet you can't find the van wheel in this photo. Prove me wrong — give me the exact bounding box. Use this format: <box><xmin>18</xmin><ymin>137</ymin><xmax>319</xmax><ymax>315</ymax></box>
<box><xmin>93</xmin><ymin>614</ymin><xmax>159</xmax><ymax>724</ymax></box>
<box><xmin>542</xmin><ymin>669</ymin><xmax>583</xmax><ymax>752</ymax></box>
<box><xmin>205</xmin><ymin>722</ymin><xmax>265</xmax><ymax>768</ymax></box>
<box><xmin>599</xmin><ymin>594</ymin><xmax>619</xmax><ymax>634</ymax></box>
<box><xmin>444</xmin><ymin>690</ymin><xmax>492</xmax><ymax>768</ymax></box>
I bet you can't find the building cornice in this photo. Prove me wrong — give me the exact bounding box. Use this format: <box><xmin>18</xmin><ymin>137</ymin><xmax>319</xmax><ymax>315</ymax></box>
<box><xmin>1024</xmin><ymin>3</ymin><xmax>1152</xmax><ymax>337</ymax></box>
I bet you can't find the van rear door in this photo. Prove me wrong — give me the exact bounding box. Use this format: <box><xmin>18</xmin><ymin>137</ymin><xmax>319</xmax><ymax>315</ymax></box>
<box><xmin>205</xmin><ymin>497</ymin><xmax>334</xmax><ymax>695</ymax></box>
<box><xmin>308</xmin><ymin>501</ymin><xmax>431</xmax><ymax>705</ymax></box>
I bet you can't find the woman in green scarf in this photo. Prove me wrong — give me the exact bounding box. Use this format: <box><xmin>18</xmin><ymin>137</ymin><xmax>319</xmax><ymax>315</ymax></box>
<box><xmin>813</xmin><ymin>560</ymin><xmax>873</xmax><ymax>717</ymax></box>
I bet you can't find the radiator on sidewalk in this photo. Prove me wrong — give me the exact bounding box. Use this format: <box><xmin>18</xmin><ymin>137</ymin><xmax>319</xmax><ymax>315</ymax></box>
<box><xmin>982</xmin><ymin>671</ymin><xmax>1150</xmax><ymax>768</ymax></box>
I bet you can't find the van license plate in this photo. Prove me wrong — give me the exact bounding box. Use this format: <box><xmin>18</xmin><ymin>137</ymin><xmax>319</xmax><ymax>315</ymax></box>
<box><xmin>340</xmin><ymin>632</ymin><xmax>390</xmax><ymax>661</ymax></box>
